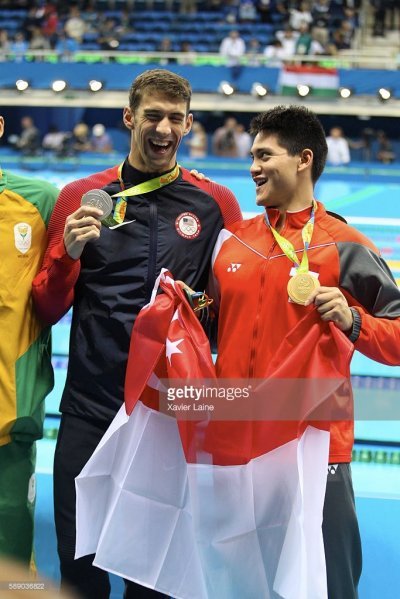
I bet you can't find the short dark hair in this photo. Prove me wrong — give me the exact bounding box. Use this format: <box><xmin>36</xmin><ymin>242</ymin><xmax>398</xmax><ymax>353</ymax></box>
<box><xmin>129</xmin><ymin>69</ymin><xmax>192</xmax><ymax>113</ymax></box>
<box><xmin>249</xmin><ymin>105</ymin><xmax>328</xmax><ymax>183</ymax></box>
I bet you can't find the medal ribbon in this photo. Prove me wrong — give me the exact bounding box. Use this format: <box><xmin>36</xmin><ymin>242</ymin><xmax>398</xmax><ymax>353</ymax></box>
<box><xmin>102</xmin><ymin>163</ymin><xmax>180</xmax><ymax>227</ymax></box>
<box><xmin>264</xmin><ymin>200</ymin><xmax>317</xmax><ymax>273</ymax></box>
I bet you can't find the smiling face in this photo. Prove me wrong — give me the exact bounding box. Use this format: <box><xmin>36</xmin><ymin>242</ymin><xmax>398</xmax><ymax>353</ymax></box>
<box><xmin>123</xmin><ymin>90</ymin><xmax>193</xmax><ymax>173</ymax></box>
<box><xmin>250</xmin><ymin>131</ymin><xmax>313</xmax><ymax>213</ymax></box>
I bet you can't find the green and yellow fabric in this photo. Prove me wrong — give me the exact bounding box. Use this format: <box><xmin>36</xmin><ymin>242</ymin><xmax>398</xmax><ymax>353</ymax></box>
<box><xmin>0</xmin><ymin>168</ymin><xmax>58</xmax><ymax>563</ymax></box>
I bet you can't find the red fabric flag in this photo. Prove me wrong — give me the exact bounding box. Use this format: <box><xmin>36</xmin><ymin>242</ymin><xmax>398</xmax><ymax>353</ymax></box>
<box><xmin>77</xmin><ymin>270</ymin><xmax>354</xmax><ymax>598</ymax></box>
<box><xmin>124</xmin><ymin>270</ymin><xmax>216</xmax><ymax>415</ymax></box>
<box><xmin>125</xmin><ymin>272</ymin><xmax>353</xmax><ymax>466</ymax></box>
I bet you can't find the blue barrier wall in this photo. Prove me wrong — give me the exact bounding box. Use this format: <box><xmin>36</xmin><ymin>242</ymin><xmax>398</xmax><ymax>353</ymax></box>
<box><xmin>1</xmin><ymin>62</ymin><xmax>400</xmax><ymax>96</ymax></box>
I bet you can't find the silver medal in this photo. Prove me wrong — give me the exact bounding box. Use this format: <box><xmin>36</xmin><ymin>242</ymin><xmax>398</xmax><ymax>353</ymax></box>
<box><xmin>81</xmin><ymin>189</ymin><xmax>113</xmax><ymax>219</ymax></box>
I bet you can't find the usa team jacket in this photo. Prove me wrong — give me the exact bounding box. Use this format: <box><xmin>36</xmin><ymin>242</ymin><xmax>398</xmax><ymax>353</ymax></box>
<box><xmin>212</xmin><ymin>201</ymin><xmax>400</xmax><ymax>463</ymax></box>
<box><xmin>32</xmin><ymin>161</ymin><xmax>242</xmax><ymax>424</ymax></box>
<box><xmin>0</xmin><ymin>169</ymin><xmax>58</xmax><ymax>446</ymax></box>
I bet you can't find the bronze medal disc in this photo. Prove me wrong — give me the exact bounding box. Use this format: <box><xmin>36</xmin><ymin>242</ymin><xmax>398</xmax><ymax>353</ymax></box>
<box><xmin>287</xmin><ymin>272</ymin><xmax>320</xmax><ymax>305</ymax></box>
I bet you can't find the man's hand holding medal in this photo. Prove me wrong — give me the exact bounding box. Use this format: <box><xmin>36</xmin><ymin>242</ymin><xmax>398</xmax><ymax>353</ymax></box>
<box><xmin>305</xmin><ymin>286</ymin><xmax>354</xmax><ymax>332</ymax></box>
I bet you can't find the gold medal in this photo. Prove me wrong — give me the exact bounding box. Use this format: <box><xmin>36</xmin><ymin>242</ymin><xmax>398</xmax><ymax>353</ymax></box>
<box><xmin>287</xmin><ymin>272</ymin><xmax>320</xmax><ymax>305</ymax></box>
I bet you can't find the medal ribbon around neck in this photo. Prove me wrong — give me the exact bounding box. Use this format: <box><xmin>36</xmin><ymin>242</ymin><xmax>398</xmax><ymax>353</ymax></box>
<box><xmin>264</xmin><ymin>199</ymin><xmax>317</xmax><ymax>274</ymax></box>
<box><xmin>102</xmin><ymin>163</ymin><xmax>180</xmax><ymax>228</ymax></box>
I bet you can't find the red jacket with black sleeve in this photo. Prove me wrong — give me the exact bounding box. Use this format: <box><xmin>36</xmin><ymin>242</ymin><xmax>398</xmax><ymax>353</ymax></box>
<box><xmin>212</xmin><ymin>201</ymin><xmax>400</xmax><ymax>463</ymax></box>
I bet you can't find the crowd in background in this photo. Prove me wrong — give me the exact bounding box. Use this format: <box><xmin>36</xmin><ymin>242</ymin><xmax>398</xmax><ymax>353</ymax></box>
<box><xmin>0</xmin><ymin>1</ymin><xmax>397</xmax><ymax>63</ymax></box>
<box><xmin>4</xmin><ymin>112</ymin><xmax>398</xmax><ymax>164</ymax></box>
<box><xmin>8</xmin><ymin>117</ymin><xmax>115</xmax><ymax>156</ymax></box>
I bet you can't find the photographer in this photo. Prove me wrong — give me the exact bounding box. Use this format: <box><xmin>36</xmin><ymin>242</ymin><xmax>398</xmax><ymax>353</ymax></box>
<box><xmin>212</xmin><ymin>117</ymin><xmax>239</xmax><ymax>157</ymax></box>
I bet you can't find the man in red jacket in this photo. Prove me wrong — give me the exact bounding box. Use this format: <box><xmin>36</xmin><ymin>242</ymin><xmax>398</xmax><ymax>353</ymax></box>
<box><xmin>212</xmin><ymin>105</ymin><xmax>400</xmax><ymax>598</ymax></box>
<box><xmin>32</xmin><ymin>69</ymin><xmax>241</xmax><ymax>599</ymax></box>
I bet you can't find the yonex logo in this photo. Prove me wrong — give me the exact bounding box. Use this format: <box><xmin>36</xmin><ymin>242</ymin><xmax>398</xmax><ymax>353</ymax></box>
<box><xmin>227</xmin><ymin>263</ymin><xmax>242</xmax><ymax>272</ymax></box>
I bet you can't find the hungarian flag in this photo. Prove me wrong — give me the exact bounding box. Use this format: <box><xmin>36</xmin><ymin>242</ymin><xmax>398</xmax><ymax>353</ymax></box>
<box><xmin>279</xmin><ymin>65</ymin><xmax>339</xmax><ymax>97</ymax></box>
<box><xmin>75</xmin><ymin>270</ymin><xmax>353</xmax><ymax>599</ymax></box>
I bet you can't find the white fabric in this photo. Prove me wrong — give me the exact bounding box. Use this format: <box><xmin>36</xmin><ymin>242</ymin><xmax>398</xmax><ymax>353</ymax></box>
<box><xmin>76</xmin><ymin>402</ymin><xmax>329</xmax><ymax>599</ymax></box>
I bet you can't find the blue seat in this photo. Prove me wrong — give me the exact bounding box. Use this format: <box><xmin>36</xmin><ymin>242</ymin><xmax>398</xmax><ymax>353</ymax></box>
<box><xmin>0</xmin><ymin>19</ymin><xmax>22</xmax><ymax>31</ymax></box>
<box><xmin>252</xmin><ymin>23</ymin><xmax>275</xmax><ymax>34</ymax></box>
<box><xmin>120</xmin><ymin>32</ymin><xmax>142</xmax><ymax>42</ymax></box>
<box><xmin>118</xmin><ymin>42</ymin><xmax>155</xmax><ymax>51</ymax></box>
<box><xmin>192</xmin><ymin>43</ymin><xmax>213</xmax><ymax>52</ymax></box>
<box><xmin>80</xmin><ymin>42</ymin><xmax>101</xmax><ymax>50</ymax></box>
<box><xmin>83</xmin><ymin>32</ymin><xmax>99</xmax><ymax>42</ymax></box>
<box><xmin>133</xmin><ymin>11</ymin><xmax>166</xmax><ymax>21</ymax></box>
<box><xmin>0</xmin><ymin>9</ymin><xmax>27</xmax><ymax>18</ymax></box>
<box><xmin>196</xmin><ymin>12</ymin><xmax>225</xmax><ymax>22</ymax></box>
<box><xmin>103</xmin><ymin>10</ymin><xmax>123</xmax><ymax>20</ymax></box>
<box><xmin>136</xmin><ymin>21</ymin><xmax>171</xmax><ymax>32</ymax></box>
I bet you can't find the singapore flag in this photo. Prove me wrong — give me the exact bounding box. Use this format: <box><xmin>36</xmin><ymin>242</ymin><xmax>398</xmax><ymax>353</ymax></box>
<box><xmin>76</xmin><ymin>270</ymin><xmax>353</xmax><ymax>599</ymax></box>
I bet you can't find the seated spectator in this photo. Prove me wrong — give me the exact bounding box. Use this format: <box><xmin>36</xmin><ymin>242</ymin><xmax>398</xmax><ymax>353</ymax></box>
<box><xmin>81</xmin><ymin>2</ymin><xmax>100</xmax><ymax>33</ymax></box>
<box><xmin>71</xmin><ymin>122</ymin><xmax>91</xmax><ymax>153</ymax></box>
<box><xmin>275</xmin><ymin>0</ymin><xmax>290</xmax><ymax>22</ymax></box>
<box><xmin>11</xmin><ymin>116</ymin><xmax>41</xmax><ymax>156</ymax></box>
<box><xmin>11</xmin><ymin>32</ymin><xmax>28</xmax><ymax>62</ymax></box>
<box><xmin>177</xmin><ymin>41</ymin><xmax>197</xmax><ymax>65</ymax></box>
<box><xmin>312</xmin><ymin>0</ymin><xmax>331</xmax><ymax>26</ymax></box>
<box><xmin>98</xmin><ymin>18</ymin><xmax>121</xmax><ymax>52</ymax></box>
<box><xmin>235</xmin><ymin>123</ymin><xmax>252</xmax><ymax>158</ymax></box>
<box><xmin>264</xmin><ymin>38</ymin><xmax>287</xmax><ymax>66</ymax></box>
<box><xmin>41</xmin><ymin>3</ymin><xmax>59</xmax><ymax>49</ymax></box>
<box><xmin>376</xmin><ymin>130</ymin><xmax>396</xmax><ymax>163</ymax></box>
<box><xmin>207</xmin><ymin>0</ymin><xmax>225</xmax><ymax>9</ymax></box>
<box><xmin>372</xmin><ymin>0</ymin><xmax>387</xmax><ymax>37</ymax></box>
<box><xmin>246</xmin><ymin>37</ymin><xmax>262</xmax><ymax>66</ymax></box>
<box><xmin>348</xmin><ymin>127</ymin><xmax>375</xmax><ymax>162</ymax></box>
<box><xmin>219</xmin><ymin>29</ymin><xmax>246</xmax><ymax>79</ymax></box>
<box><xmin>238</xmin><ymin>0</ymin><xmax>258</xmax><ymax>23</ymax></box>
<box><xmin>276</xmin><ymin>26</ymin><xmax>299</xmax><ymax>58</ymax></box>
<box><xmin>158</xmin><ymin>36</ymin><xmax>176</xmax><ymax>64</ymax></box>
<box><xmin>289</xmin><ymin>1</ymin><xmax>313</xmax><ymax>31</ymax></box>
<box><xmin>55</xmin><ymin>30</ymin><xmax>80</xmax><ymax>61</ymax></box>
<box><xmin>329</xmin><ymin>19</ymin><xmax>355</xmax><ymax>51</ymax></box>
<box><xmin>212</xmin><ymin>117</ymin><xmax>239</xmax><ymax>158</ymax></box>
<box><xmin>115</xmin><ymin>8</ymin><xmax>132</xmax><ymax>37</ymax></box>
<box><xmin>42</xmin><ymin>125</ymin><xmax>69</xmax><ymax>154</ymax></box>
<box><xmin>0</xmin><ymin>29</ymin><xmax>10</xmax><ymax>61</ymax></box>
<box><xmin>311</xmin><ymin>0</ymin><xmax>332</xmax><ymax>45</ymax></box>
<box><xmin>326</xmin><ymin>126</ymin><xmax>351</xmax><ymax>165</ymax></box>
<box><xmin>385</xmin><ymin>0</ymin><xmax>400</xmax><ymax>32</ymax></box>
<box><xmin>28</xmin><ymin>26</ymin><xmax>50</xmax><ymax>55</ymax></box>
<box><xmin>295</xmin><ymin>23</ymin><xmax>325</xmax><ymax>56</ymax></box>
<box><xmin>186</xmin><ymin>121</ymin><xmax>208</xmax><ymax>158</ymax></box>
<box><xmin>342</xmin><ymin>6</ymin><xmax>359</xmax><ymax>30</ymax></box>
<box><xmin>179</xmin><ymin>0</ymin><xmax>198</xmax><ymax>13</ymax></box>
<box><xmin>64</xmin><ymin>5</ymin><xmax>86</xmax><ymax>44</ymax></box>
<box><xmin>90</xmin><ymin>123</ymin><xmax>113</xmax><ymax>154</ymax></box>
<box><xmin>256</xmin><ymin>0</ymin><xmax>273</xmax><ymax>24</ymax></box>
<box><xmin>23</xmin><ymin>5</ymin><xmax>46</xmax><ymax>41</ymax></box>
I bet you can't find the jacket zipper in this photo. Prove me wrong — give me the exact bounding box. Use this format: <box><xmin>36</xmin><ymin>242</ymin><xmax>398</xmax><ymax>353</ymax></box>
<box><xmin>145</xmin><ymin>200</ymin><xmax>158</xmax><ymax>303</ymax></box>
<box><xmin>248</xmin><ymin>221</ymin><xmax>288</xmax><ymax>378</ymax></box>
